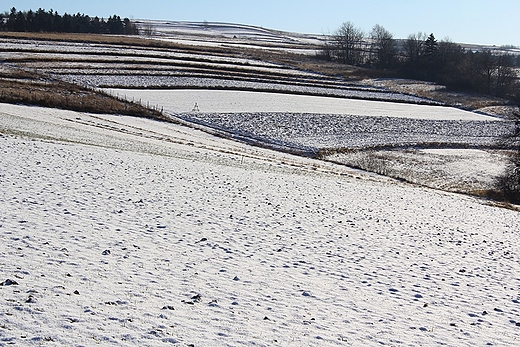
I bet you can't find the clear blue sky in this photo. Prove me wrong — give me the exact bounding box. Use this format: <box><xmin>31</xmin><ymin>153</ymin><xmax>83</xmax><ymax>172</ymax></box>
<box><xmin>6</xmin><ymin>0</ymin><xmax>520</xmax><ymax>46</ymax></box>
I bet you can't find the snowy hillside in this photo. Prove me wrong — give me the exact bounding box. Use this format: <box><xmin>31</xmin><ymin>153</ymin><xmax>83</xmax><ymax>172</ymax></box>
<box><xmin>1</xmin><ymin>20</ymin><xmax>519</xmax><ymax>347</ymax></box>
<box><xmin>1</xmin><ymin>103</ymin><xmax>520</xmax><ymax>346</ymax></box>
<box><xmin>135</xmin><ymin>20</ymin><xmax>325</xmax><ymax>54</ymax></box>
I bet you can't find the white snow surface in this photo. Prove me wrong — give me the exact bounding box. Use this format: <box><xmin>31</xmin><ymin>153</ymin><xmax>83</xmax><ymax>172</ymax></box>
<box><xmin>136</xmin><ymin>20</ymin><xmax>324</xmax><ymax>55</ymax></box>
<box><xmin>1</xmin><ymin>103</ymin><xmax>520</xmax><ymax>347</ymax></box>
<box><xmin>106</xmin><ymin>89</ymin><xmax>496</xmax><ymax>120</ymax></box>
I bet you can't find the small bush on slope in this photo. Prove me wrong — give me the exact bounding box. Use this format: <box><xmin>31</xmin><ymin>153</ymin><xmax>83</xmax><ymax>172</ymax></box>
<box><xmin>495</xmin><ymin>112</ymin><xmax>520</xmax><ymax>203</ymax></box>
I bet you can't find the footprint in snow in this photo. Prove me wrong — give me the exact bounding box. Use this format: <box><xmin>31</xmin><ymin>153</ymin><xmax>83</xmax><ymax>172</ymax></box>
<box><xmin>191</xmin><ymin>294</ymin><xmax>202</xmax><ymax>302</ymax></box>
<box><xmin>182</xmin><ymin>293</ymin><xmax>202</xmax><ymax>305</ymax></box>
<box><xmin>0</xmin><ymin>279</ymin><xmax>19</xmax><ymax>286</ymax></box>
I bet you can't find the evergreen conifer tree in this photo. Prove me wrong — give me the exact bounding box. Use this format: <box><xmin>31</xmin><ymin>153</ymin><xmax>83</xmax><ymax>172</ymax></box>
<box><xmin>424</xmin><ymin>33</ymin><xmax>437</xmax><ymax>57</ymax></box>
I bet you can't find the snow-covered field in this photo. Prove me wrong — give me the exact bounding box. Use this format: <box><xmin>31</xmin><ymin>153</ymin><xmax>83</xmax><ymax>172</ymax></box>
<box><xmin>136</xmin><ymin>20</ymin><xmax>325</xmax><ymax>55</ymax></box>
<box><xmin>108</xmin><ymin>88</ymin><xmax>515</xmax><ymax>194</ymax></box>
<box><xmin>1</xmin><ymin>103</ymin><xmax>520</xmax><ymax>347</ymax></box>
<box><xmin>104</xmin><ymin>89</ymin><xmax>511</xmax><ymax>157</ymax></box>
<box><xmin>106</xmin><ymin>89</ymin><xmax>482</xmax><ymax>118</ymax></box>
<box><xmin>0</xmin><ymin>36</ymin><xmax>438</xmax><ymax>104</ymax></box>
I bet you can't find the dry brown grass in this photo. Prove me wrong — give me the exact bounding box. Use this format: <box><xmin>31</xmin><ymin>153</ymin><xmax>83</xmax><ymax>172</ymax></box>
<box><xmin>0</xmin><ymin>69</ymin><xmax>168</xmax><ymax>121</ymax></box>
<box><xmin>468</xmin><ymin>189</ymin><xmax>520</xmax><ymax>210</ymax></box>
<box><xmin>0</xmin><ymin>31</ymin><xmax>257</xmax><ymax>58</ymax></box>
<box><xmin>0</xmin><ymin>33</ymin><xmax>175</xmax><ymax>118</ymax></box>
<box><xmin>0</xmin><ymin>31</ymin><xmax>188</xmax><ymax>49</ymax></box>
<box><xmin>359</xmin><ymin>78</ymin><xmax>510</xmax><ymax>111</ymax></box>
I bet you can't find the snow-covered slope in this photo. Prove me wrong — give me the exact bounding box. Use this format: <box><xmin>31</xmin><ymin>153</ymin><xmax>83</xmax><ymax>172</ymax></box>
<box><xmin>136</xmin><ymin>20</ymin><xmax>325</xmax><ymax>54</ymax></box>
<box><xmin>1</xmin><ymin>103</ymin><xmax>519</xmax><ymax>346</ymax></box>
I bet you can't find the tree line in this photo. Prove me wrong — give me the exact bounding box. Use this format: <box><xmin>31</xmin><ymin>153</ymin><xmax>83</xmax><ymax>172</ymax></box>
<box><xmin>324</xmin><ymin>21</ymin><xmax>520</xmax><ymax>203</ymax></box>
<box><xmin>322</xmin><ymin>22</ymin><xmax>520</xmax><ymax>100</ymax></box>
<box><xmin>0</xmin><ymin>8</ymin><xmax>138</xmax><ymax>35</ymax></box>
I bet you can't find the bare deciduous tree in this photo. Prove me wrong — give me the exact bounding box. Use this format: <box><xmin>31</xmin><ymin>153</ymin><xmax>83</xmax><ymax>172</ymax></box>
<box><xmin>467</xmin><ymin>50</ymin><xmax>517</xmax><ymax>97</ymax></box>
<box><xmin>141</xmin><ymin>20</ymin><xmax>155</xmax><ymax>36</ymax></box>
<box><xmin>494</xmin><ymin>54</ymin><xmax>517</xmax><ymax>97</ymax></box>
<box><xmin>403</xmin><ymin>32</ymin><xmax>427</xmax><ymax>69</ymax></box>
<box><xmin>369</xmin><ymin>24</ymin><xmax>397</xmax><ymax>69</ymax></box>
<box><xmin>331</xmin><ymin>21</ymin><xmax>365</xmax><ymax>65</ymax></box>
<box><xmin>432</xmin><ymin>38</ymin><xmax>465</xmax><ymax>85</ymax></box>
